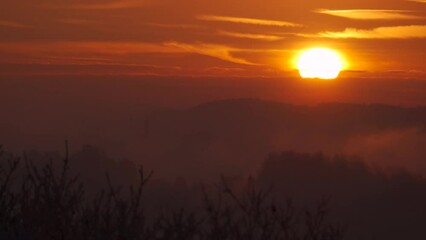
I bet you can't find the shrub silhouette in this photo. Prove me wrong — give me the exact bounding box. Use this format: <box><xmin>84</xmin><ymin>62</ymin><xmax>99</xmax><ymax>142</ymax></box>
<box><xmin>0</xmin><ymin>145</ymin><xmax>343</xmax><ymax>240</ymax></box>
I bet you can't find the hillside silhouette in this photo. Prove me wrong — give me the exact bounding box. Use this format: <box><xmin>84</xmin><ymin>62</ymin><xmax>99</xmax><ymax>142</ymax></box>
<box><xmin>134</xmin><ymin>99</ymin><xmax>426</xmax><ymax>179</ymax></box>
<box><xmin>2</xmin><ymin>98</ymin><xmax>426</xmax><ymax>180</ymax></box>
<box><xmin>258</xmin><ymin>152</ymin><xmax>426</xmax><ymax>240</ymax></box>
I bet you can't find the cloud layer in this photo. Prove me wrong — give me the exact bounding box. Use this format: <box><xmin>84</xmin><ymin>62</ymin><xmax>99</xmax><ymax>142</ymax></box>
<box><xmin>0</xmin><ymin>0</ymin><xmax>425</xmax><ymax>78</ymax></box>
<box><xmin>317</xmin><ymin>9</ymin><xmax>422</xmax><ymax>20</ymax></box>
<box><xmin>318</xmin><ymin>25</ymin><xmax>426</xmax><ymax>39</ymax></box>
<box><xmin>0</xmin><ymin>20</ymin><xmax>29</xmax><ymax>28</ymax></box>
<box><xmin>217</xmin><ymin>30</ymin><xmax>284</xmax><ymax>41</ymax></box>
<box><xmin>165</xmin><ymin>42</ymin><xmax>258</xmax><ymax>65</ymax></box>
<box><xmin>197</xmin><ymin>15</ymin><xmax>301</xmax><ymax>27</ymax></box>
<box><xmin>57</xmin><ymin>0</ymin><xmax>150</xmax><ymax>10</ymax></box>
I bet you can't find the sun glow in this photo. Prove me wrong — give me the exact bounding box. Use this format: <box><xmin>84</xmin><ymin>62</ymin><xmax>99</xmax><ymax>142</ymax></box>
<box><xmin>297</xmin><ymin>48</ymin><xmax>343</xmax><ymax>79</ymax></box>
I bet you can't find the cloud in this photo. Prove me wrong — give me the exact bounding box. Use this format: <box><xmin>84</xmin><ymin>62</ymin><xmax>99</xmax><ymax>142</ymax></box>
<box><xmin>217</xmin><ymin>30</ymin><xmax>284</xmax><ymax>41</ymax></box>
<box><xmin>164</xmin><ymin>42</ymin><xmax>258</xmax><ymax>65</ymax></box>
<box><xmin>0</xmin><ymin>41</ymin><xmax>183</xmax><ymax>57</ymax></box>
<box><xmin>55</xmin><ymin>0</ymin><xmax>150</xmax><ymax>10</ymax></box>
<box><xmin>0</xmin><ymin>41</ymin><xmax>186</xmax><ymax>76</ymax></box>
<box><xmin>317</xmin><ymin>9</ymin><xmax>422</xmax><ymax>20</ymax></box>
<box><xmin>408</xmin><ymin>0</ymin><xmax>426</xmax><ymax>3</ymax></box>
<box><xmin>0</xmin><ymin>41</ymin><xmax>276</xmax><ymax>65</ymax></box>
<box><xmin>197</xmin><ymin>15</ymin><xmax>301</xmax><ymax>27</ymax></box>
<box><xmin>0</xmin><ymin>20</ymin><xmax>29</xmax><ymax>28</ymax></box>
<box><xmin>144</xmin><ymin>23</ymin><xmax>204</xmax><ymax>29</ymax></box>
<box><xmin>317</xmin><ymin>25</ymin><xmax>426</xmax><ymax>39</ymax></box>
<box><xmin>57</xmin><ymin>19</ymin><xmax>97</xmax><ymax>25</ymax></box>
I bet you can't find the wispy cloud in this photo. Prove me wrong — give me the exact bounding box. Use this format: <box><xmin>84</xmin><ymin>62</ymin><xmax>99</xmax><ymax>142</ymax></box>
<box><xmin>408</xmin><ymin>0</ymin><xmax>426</xmax><ymax>3</ymax></box>
<box><xmin>165</xmin><ymin>42</ymin><xmax>258</xmax><ymax>65</ymax></box>
<box><xmin>54</xmin><ymin>0</ymin><xmax>149</xmax><ymax>10</ymax></box>
<box><xmin>218</xmin><ymin>30</ymin><xmax>284</xmax><ymax>41</ymax></box>
<box><xmin>0</xmin><ymin>41</ymin><xmax>182</xmax><ymax>56</ymax></box>
<box><xmin>0</xmin><ymin>20</ymin><xmax>29</xmax><ymax>28</ymax></box>
<box><xmin>317</xmin><ymin>25</ymin><xmax>426</xmax><ymax>39</ymax></box>
<box><xmin>0</xmin><ymin>41</ymin><xmax>262</xmax><ymax>67</ymax></box>
<box><xmin>144</xmin><ymin>23</ymin><xmax>204</xmax><ymax>29</ymax></box>
<box><xmin>58</xmin><ymin>19</ymin><xmax>97</xmax><ymax>25</ymax></box>
<box><xmin>317</xmin><ymin>9</ymin><xmax>422</xmax><ymax>20</ymax></box>
<box><xmin>197</xmin><ymin>15</ymin><xmax>301</xmax><ymax>27</ymax></box>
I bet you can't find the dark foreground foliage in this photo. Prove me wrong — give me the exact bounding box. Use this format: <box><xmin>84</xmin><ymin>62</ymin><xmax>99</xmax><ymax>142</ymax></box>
<box><xmin>0</xmin><ymin>145</ymin><xmax>343</xmax><ymax>240</ymax></box>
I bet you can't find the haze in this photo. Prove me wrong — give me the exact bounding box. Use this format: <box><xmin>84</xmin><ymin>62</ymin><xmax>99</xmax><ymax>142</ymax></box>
<box><xmin>1</xmin><ymin>0</ymin><xmax>426</xmax><ymax>239</ymax></box>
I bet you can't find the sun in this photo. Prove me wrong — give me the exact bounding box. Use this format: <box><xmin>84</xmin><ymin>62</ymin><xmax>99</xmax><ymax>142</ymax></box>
<box><xmin>297</xmin><ymin>48</ymin><xmax>343</xmax><ymax>80</ymax></box>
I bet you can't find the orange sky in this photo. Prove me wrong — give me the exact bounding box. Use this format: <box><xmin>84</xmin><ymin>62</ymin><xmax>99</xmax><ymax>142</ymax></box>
<box><xmin>1</xmin><ymin>0</ymin><xmax>425</xmax><ymax>78</ymax></box>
